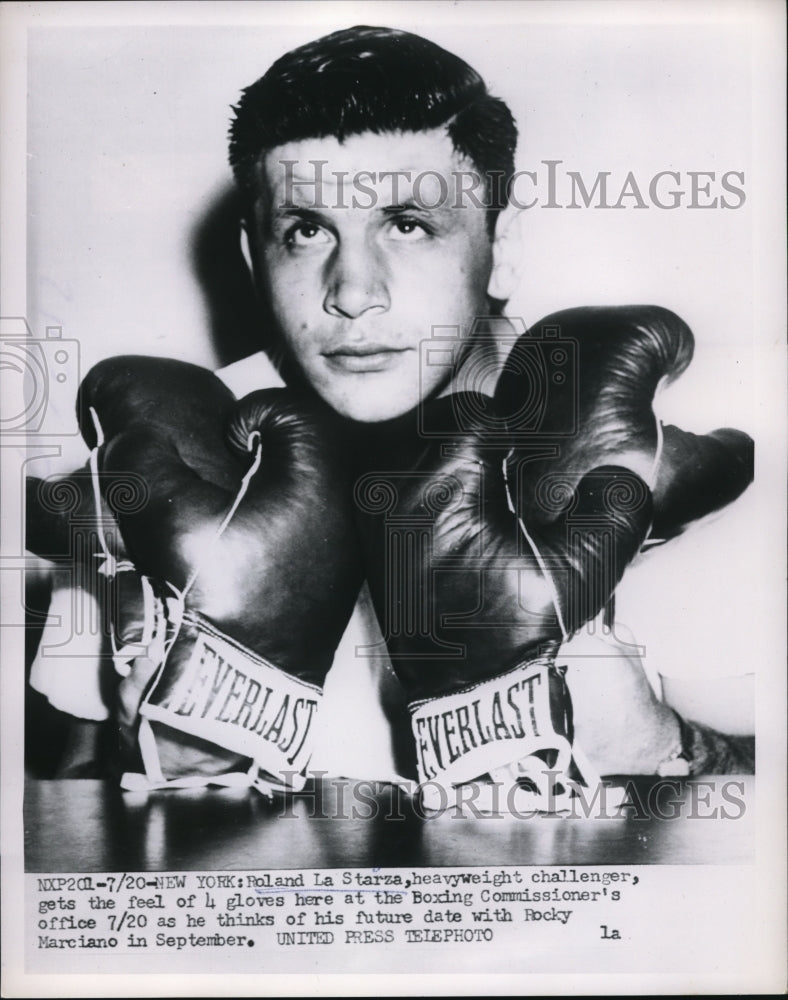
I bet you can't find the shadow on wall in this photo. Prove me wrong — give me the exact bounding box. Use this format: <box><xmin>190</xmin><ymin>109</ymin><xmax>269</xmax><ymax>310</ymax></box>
<box><xmin>189</xmin><ymin>183</ymin><xmax>274</xmax><ymax>369</ymax></box>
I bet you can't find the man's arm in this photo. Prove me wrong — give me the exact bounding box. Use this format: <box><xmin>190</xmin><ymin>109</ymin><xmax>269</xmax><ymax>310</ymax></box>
<box><xmin>565</xmin><ymin>636</ymin><xmax>754</xmax><ymax>777</ymax></box>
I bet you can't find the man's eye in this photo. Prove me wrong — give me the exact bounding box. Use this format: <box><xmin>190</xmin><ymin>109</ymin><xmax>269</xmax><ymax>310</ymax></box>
<box><xmin>286</xmin><ymin>222</ymin><xmax>331</xmax><ymax>247</ymax></box>
<box><xmin>388</xmin><ymin>217</ymin><xmax>430</xmax><ymax>241</ymax></box>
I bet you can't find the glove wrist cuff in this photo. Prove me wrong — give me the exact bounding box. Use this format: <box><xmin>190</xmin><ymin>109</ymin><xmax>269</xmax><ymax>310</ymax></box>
<box><xmin>133</xmin><ymin>611</ymin><xmax>322</xmax><ymax>791</ymax></box>
<box><xmin>409</xmin><ymin>658</ymin><xmax>573</xmax><ymax>790</ymax></box>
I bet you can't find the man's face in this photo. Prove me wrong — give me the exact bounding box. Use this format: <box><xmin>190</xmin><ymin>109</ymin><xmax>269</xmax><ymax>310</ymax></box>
<box><xmin>247</xmin><ymin>129</ymin><xmax>498</xmax><ymax>422</ymax></box>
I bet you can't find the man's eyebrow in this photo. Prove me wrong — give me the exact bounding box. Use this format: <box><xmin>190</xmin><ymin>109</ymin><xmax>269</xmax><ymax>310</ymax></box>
<box><xmin>266</xmin><ymin>200</ymin><xmax>451</xmax><ymax>230</ymax></box>
<box><xmin>270</xmin><ymin>205</ymin><xmax>328</xmax><ymax>224</ymax></box>
<box><xmin>381</xmin><ymin>200</ymin><xmax>439</xmax><ymax>216</ymax></box>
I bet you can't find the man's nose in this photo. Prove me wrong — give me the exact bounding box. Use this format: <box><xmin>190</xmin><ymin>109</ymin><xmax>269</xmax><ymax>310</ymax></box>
<box><xmin>323</xmin><ymin>242</ymin><xmax>390</xmax><ymax>319</ymax></box>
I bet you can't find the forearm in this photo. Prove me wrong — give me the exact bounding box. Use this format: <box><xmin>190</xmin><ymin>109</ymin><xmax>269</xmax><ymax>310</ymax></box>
<box><xmin>678</xmin><ymin>714</ymin><xmax>755</xmax><ymax>775</ymax></box>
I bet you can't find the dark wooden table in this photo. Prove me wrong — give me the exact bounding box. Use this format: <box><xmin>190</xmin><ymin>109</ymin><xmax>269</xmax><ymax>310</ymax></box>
<box><xmin>24</xmin><ymin>775</ymin><xmax>754</xmax><ymax>871</ymax></box>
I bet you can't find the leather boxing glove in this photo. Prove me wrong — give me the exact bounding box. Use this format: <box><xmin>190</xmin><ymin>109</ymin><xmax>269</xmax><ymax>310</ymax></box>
<box><xmin>78</xmin><ymin>357</ymin><xmax>362</xmax><ymax>793</ymax></box>
<box><xmin>26</xmin><ymin>465</ymin><xmax>109</xmax><ymax>562</ymax></box>
<box><xmin>651</xmin><ymin>424</ymin><xmax>754</xmax><ymax>542</ymax></box>
<box><xmin>494</xmin><ymin>305</ymin><xmax>753</xmax><ymax>541</ymax></box>
<box><xmin>354</xmin><ymin>394</ymin><xmax>653</xmax><ymax>810</ymax></box>
<box><xmin>495</xmin><ymin>305</ymin><xmax>753</xmax><ymax>540</ymax></box>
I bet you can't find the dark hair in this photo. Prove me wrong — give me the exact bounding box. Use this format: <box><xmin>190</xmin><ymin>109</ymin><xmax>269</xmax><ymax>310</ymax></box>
<box><xmin>228</xmin><ymin>25</ymin><xmax>518</xmax><ymax>227</ymax></box>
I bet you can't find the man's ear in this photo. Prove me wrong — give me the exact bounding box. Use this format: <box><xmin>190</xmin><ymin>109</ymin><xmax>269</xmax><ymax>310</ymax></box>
<box><xmin>487</xmin><ymin>202</ymin><xmax>525</xmax><ymax>302</ymax></box>
<box><xmin>239</xmin><ymin>220</ymin><xmax>255</xmax><ymax>279</ymax></box>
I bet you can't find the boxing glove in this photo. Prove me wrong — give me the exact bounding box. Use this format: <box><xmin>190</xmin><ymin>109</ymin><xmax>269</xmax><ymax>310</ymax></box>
<box><xmin>354</xmin><ymin>394</ymin><xmax>653</xmax><ymax>809</ymax></box>
<box><xmin>495</xmin><ymin>305</ymin><xmax>753</xmax><ymax>541</ymax></box>
<box><xmin>26</xmin><ymin>465</ymin><xmax>108</xmax><ymax>562</ymax></box>
<box><xmin>651</xmin><ymin>424</ymin><xmax>754</xmax><ymax>541</ymax></box>
<box><xmin>78</xmin><ymin>356</ymin><xmax>362</xmax><ymax>793</ymax></box>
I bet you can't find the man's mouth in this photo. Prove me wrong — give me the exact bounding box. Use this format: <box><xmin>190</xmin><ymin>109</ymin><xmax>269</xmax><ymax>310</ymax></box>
<box><xmin>322</xmin><ymin>344</ymin><xmax>410</xmax><ymax>373</ymax></box>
